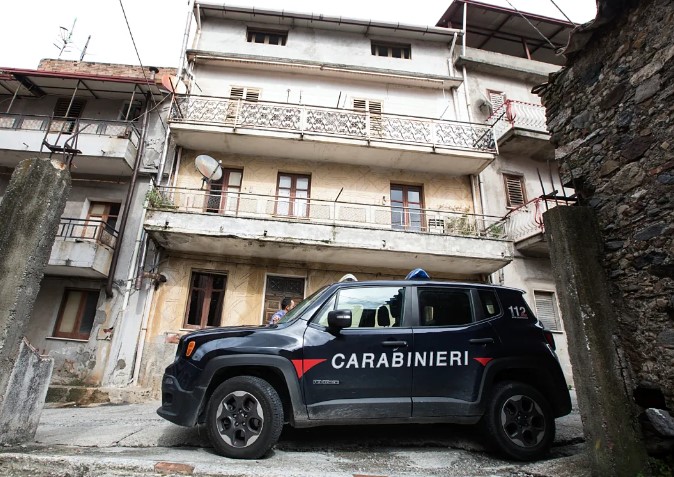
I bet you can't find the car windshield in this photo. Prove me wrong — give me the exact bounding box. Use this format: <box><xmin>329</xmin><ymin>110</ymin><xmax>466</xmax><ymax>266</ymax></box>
<box><xmin>277</xmin><ymin>286</ymin><xmax>329</xmax><ymax>324</ymax></box>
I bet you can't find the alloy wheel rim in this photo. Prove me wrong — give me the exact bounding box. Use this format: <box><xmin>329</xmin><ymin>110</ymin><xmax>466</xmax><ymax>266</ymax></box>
<box><xmin>215</xmin><ymin>390</ymin><xmax>264</xmax><ymax>447</ymax></box>
<box><xmin>499</xmin><ymin>394</ymin><xmax>546</xmax><ymax>448</ymax></box>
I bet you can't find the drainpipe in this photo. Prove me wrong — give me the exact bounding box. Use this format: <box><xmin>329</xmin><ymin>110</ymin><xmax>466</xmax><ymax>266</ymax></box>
<box><xmin>105</xmin><ymin>91</ymin><xmax>151</xmax><ymax>297</ymax></box>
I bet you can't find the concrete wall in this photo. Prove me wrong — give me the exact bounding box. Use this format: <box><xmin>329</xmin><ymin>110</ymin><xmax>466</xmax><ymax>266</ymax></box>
<box><xmin>540</xmin><ymin>0</ymin><xmax>674</xmax><ymax>409</ymax></box>
<box><xmin>198</xmin><ymin>18</ymin><xmax>454</xmax><ymax>78</ymax></box>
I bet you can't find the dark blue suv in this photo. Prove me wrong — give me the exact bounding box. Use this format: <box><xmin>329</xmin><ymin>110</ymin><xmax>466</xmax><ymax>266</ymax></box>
<box><xmin>158</xmin><ymin>278</ymin><xmax>571</xmax><ymax>461</ymax></box>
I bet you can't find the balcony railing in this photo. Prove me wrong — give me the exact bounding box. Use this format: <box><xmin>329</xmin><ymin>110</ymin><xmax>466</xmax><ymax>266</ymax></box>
<box><xmin>56</xmin><ymin>218</ymin><xmax>119</xmax><ymax>250</ymax></box>
<box><xmin>170</xmin><ymin>95</ymin><xmax>496</xmax><ymax>154</ymax></box>
<box><xmin>504</xmin><ymin>197</ymin><xmax>573</xmax><ymax>242</ymax></box>
<box><xmin>0</xmin><ymin>113</ymin><xmax>140</xmax><ymax>148</ymax></box>
<box><xmin>487</xmin><ymin>100</ymin><xmax>548</xmax><ymax>142</ymax></box>
<box><xmin>148</xmin><ymin>186</ymin><xmax>509</xmax><ymax>240</ymax></box>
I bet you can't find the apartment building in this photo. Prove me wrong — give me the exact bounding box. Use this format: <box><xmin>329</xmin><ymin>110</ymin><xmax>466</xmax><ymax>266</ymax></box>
<box><xmin>0</xmin><ymin>60</ymin><xmax>173</xmax><ymax>397</ymax></box>
<box><xmin>437</xmin><ymin>0</ymin><xmax>576</xmax><ymax>382</ymax></box>
<box><xmin>135</xmin><ymin>3</ymin><xmax>515</xmax><ymax>389</ymax></box>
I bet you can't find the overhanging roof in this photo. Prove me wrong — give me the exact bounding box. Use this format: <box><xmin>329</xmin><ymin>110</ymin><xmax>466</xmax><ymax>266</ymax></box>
<box><xmin>436</xmin><ymin>0</ymin><xmax>575</xmax><ymax>65</ymax></box>
<box><xmin>0</xmin><ymin>67</ymin><xmax>167</xmax><ymax>100</ymax></box>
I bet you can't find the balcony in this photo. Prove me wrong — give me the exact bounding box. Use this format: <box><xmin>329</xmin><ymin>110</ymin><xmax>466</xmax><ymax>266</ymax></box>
<box><xmin>0</xmin><ymin>113</ymin><xmax>140</xmax><ymax>175</ymax></box>
<box><xmin>504</xmin><ymin>197</ymin><xmax>573</xmax><ymax>257</ymax></box>
<box><xmin>144</xmin><ymin>186</ymin><xmax>513</xmax><ymax>276</ymax></box>
<box><xmin>46</xmin><ymin>218</ymin><xmax>118</xmax><ymax>278</ymax></box>
<box><xmin>169</xmin><ymin>95</ymin><xmax>496</xmax><ymax>175</ymax></box>
<box><xmin>488</xmin><ymin>100</ymin><xmax>553</xmax><ymax>161</ymax></box>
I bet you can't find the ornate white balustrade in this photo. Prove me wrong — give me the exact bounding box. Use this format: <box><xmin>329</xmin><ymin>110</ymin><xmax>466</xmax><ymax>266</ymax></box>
<box><xmin>171</xmin><ymin>95</ymin><xmax>496</xmax><ymax>154</ymax></box>
<box><xmin>488</xmin><ymin>100</ymin><xmax>548</xmax><ymax>143</ymax></box>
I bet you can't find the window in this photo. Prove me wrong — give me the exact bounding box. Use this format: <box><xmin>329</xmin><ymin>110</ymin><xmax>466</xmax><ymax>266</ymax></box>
<box><xmin>184</xmin><ymin>272</ymin><xmax>227</xmax><ymax>329</ymax></box>
<box><xmin>226</xmin><ymin>86</ymin><xmax>261</xmax><ymax>124</ymax></box>
<box><xmin>391</xmin><ymin>184</ymin><xmax>424</xmax><ymax>231</ymax></box>
<box><xmin>314</xmin><ymin>286</ymin><xmax>405</xmax><ymax>328</ymax></box>
<box><xmin>417</xmin><ymin>288</ymin><xmax>473</xmax><ymax>327</ymax></box>
<box><xmin>120</xmin><ymin>100</ymin><xmax>143</xmax><ymax>121</ymax></box>
<box><xmin>478</xmin><ymin>289</ymin><xmax>502</xmax><ymax>319</ymax></box>
<box><xmin>205</xmin><ymin>169</ymin><xmax>242</xmax><ymax>214</ymax></box>
<box><xmin>247</xmin><ymin>29</ymin><xmax>288</xmax><ymax>46</ymax></box>
<box><xmin>53</xmin><ymin>289</ymin><xmax>99</xmax><ymax>340</ymax></box>
<box><xmin>371</xmin><ymin>41</ymin><xmax>411</xmax><ymax>59</ymax></box>
<box><xmin>534</xmin><ymin>291</ymin><xmax>560</xmax><ymax>331</ymax></box>
<box><xmin>504</xmin><ymin>174</ymin><xmax>526</xmax><ymax>208</ymax></box>
<box><xmin>488</xmin><ymin>90</ymin><xmax>506</xmax><ymax>114</ymax></box>
<box><xmin>353</xmin><ymin>98</ymin><xmax>383</xmax><ymax>135</ymax></box>
<box><xmin>276</xmin><ymin>173</ymin><xmax>310</xmax><ymax>217</ymax></box>
<box><xmin>52</xmin><ymin>97</ymin><xmax>87</xmax><ymax>133</ymax></box>
<box><xmin>263</xmin><ymin>276</ymin><xmax>305</xmax><ymax>324</ymax></box>
<box><xmin>84</xmin><ymin>202</ymin><xmax>120</xmax><ymax>247</ymax></box>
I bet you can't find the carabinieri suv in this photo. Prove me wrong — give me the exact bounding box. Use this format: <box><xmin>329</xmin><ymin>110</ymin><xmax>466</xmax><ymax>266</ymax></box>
<box><xmin>158</xmin><ymin>277</ymin><xmax>571</xmax><ymax>460</ymax></box>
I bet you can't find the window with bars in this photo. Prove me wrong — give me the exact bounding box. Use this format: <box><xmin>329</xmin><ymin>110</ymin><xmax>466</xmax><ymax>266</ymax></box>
<box><xmin>52</xmin><ymin>289</ymin><xmax>99</xmax><ymax>340</ymax></box>
<box><xmin>276</xmin><ymin>173</ymin><xmax>310</xmax><ymax>217</ymax></box>
<box><xmin>247</xmin><ymin>29</ymin><xmax>288</xmax><ymax>46</ymax></box>
<box><xmin>371</xmin><ymin>41</ymin><xmax>411</xmax><ymax>59</ymax></box>
<box><xmin>533</xmin><ymin>291</ymin><xmax>560</xmax><ymax>331</ymax></box>
<box><xmin>184</xmin><ymin>272</ymin><xmax>227</xmax><ymax>329</ymax></box>
<box><xmin>503</xmin><ymin>174</ymin><xmax>526</xmax><ymax>208</ymax></box>
<box><xmin>205</xmin><ymin>169</ymin><xmax>242</xmax><ymax>214</ymax></box>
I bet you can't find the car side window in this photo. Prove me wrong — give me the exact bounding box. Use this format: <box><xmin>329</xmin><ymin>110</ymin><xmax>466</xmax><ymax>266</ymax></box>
<box><xmin>314</xmin><ymin>286</ymin><xmax>405</xmax><ymax>328</ymax></box>
<box><xmin>478</xmin><ymin>289</ymin><xmax>501</xmax><ymax>319</ymax></box>
<box><xmin>417</xmin><ymin>288</ymin><xmax>473</xmax><ymax>327</ymax></box>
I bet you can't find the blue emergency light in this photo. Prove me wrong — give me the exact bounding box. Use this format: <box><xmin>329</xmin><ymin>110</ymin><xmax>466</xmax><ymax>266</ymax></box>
<box><xmin>405</xmin><ymin>268</ymin><xmax>430</xmax><ymax>280</ymax></box>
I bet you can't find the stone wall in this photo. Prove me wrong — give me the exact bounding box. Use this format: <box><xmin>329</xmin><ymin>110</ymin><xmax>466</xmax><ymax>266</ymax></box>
<box><xmin>540</xmin><ymin>0</ymin><xmax>674</xmax><ymax>408</ymax></box>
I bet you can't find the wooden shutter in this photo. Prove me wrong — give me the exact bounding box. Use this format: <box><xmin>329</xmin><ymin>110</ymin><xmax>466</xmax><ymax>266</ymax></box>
<box><xmin>504</xmin><ymin>174</ymin><xmax>526</xmax><ymax>208</ymax></box>
<box><xmin>488</xmin><ymin>91</ymin><xmax>506</xmax><ymax>113</ymax></box>
<box><xmin>354</xmin><ymin>99</ymin><xmax>383</xmax><ymax>136</ymax></box>
<box><xmin>534</xmin><ymin>291</ymin><xmax>559</xmax><ymax>331</ymax></box>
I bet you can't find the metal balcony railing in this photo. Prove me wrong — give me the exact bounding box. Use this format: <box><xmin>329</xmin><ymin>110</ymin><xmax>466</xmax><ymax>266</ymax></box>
<box><xmin>170</xmin><ymin>95</ymin><xmax>496</xmax><ymax>154</ymax></box>
<box><xmin>0</xmin><ymin>113</ymin><xmax>140</xmax><ymax>148</ymax></box>
<box><xmin>56</xmin><ymin>218</ymin><xmax>119</xmax><ymax>250</ymax></box>
<box><xmin>147</xmin><ymin>186</ymin><xmax>509</xmax><ymax>240</ymax></box>
<box><xmin>504</xmin><ymin>197</ymin><xmax>573</xmax><ymax>242</ymax></box>
<box><xmin>487</xmin><ymin>100</ymin><xmax>548</xmax><ymax>142</ymax></box>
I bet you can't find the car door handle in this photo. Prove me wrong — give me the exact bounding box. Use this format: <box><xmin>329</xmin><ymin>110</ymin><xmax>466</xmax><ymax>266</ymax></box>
<box><xmin>382</xmin><ymin>340</ymin><xmax>408</xmax><ymax>347</ymax></box>
<box><xmin>469</xmin><ymin>338</ymin><xmax>494</xmax><ymax>345</ymax></box>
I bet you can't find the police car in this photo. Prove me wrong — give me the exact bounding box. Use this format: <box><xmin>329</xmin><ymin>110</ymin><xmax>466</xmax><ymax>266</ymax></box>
<box><xmin>158</xmin><ymin>271</ymin><xmax>571</xmax><ymax>461</ymax></box>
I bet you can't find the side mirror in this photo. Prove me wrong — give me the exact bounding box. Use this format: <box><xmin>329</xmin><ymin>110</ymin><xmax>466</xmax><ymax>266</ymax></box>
<box><xmin>328</xmin><ymin>309</ymin><xmax>352</xmax><ymax>330</ymax></box>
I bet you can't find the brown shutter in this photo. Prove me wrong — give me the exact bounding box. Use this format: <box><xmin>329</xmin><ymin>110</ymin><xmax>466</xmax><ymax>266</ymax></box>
<box><xmin>504</xmin><ymin>174</ymin><xmax>526</xmax><ymax>207</ymax></box>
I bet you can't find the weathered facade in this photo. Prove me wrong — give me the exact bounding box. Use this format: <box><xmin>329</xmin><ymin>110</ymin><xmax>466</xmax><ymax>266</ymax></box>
<box><xmin>540</xmin><ymin>0</ymin><xmax>674</xmax><ymax>408</ymax></box>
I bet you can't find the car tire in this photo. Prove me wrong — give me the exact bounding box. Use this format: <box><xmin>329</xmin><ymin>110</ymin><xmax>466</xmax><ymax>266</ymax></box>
<box><xmin>482</xmin><ymin>381</ymin><xmax>555</xmax><ymax>461</ymax></box>
<box><xmin>206</xmin><ymin>376</ymin><xmax>284</xmax><ymax>459</ymax></box>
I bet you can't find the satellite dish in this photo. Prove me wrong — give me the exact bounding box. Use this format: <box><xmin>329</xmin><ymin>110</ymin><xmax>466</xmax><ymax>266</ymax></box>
<box><xmin>195</xmin><ymin>154</ymin><xmax>223</xmax><ymax>183</ymax></box>
<box><xmin>160</xmin><ymin>74</ymin><xmax>187</xmax><ymax>94</ymax></box>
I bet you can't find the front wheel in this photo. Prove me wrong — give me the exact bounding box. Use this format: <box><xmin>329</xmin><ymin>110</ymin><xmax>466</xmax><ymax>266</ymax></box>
<box><xmin>481</xmin><ymin>381</ymin><xmax>555</xmax><ymax>461</ymax></box>
<box><xmin>206</xmin><ymin>376</ymin><xmax>283</xmax><ymax>459</ymax></box>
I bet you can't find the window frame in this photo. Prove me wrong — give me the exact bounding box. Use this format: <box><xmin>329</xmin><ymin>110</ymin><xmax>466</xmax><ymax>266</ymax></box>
<box><xmin>390</xmin><ymin>183</ymin><xmax>425</xmax><ymax>231</ymax></box>
<box><xmin>246</xmin><ymin>28</ymin><xmax>288</xmax><ymax>46</ymax></box>
<box><xmin>275</xmin><ymin>172</ymin><xmax>311</xmax><ymax>218</ymax></box>
<box><xmin>371</xmin><ymin>41</ymin><xmax>412</xmax><ymax>59</ymax></box>
<box><xmin>183</xmin><ymin>271</ymin><xmax>228</xmax><ymax>330</ymax></box>
<box><xmin>503</xmin><ymin>173</ymin><xmax>527</xmax><ymax>209</ymax></box>
<box><xmin>52</xmin><ymin>288</ymin><xmax>99</xmax><ymax>340</ymax></box>
<box><xmin>204</xmin><ymin>168</ymin><xmax>243</xmax><ymax>214</ymax></box>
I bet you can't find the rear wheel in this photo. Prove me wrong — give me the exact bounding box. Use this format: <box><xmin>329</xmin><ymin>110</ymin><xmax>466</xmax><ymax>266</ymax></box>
<box><xmin>206</xmin><ymin>376</ymin><xmax>283</xmax><ymax>459</ymax></box>
<box><xmin>482</xmin><ymin>381</ymin><xmax>555</xmax><ymax>461</ymax></box>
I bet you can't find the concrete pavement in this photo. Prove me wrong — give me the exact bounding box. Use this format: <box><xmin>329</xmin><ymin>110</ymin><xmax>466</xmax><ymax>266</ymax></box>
<box><xmin>0</xmin><ymin>394</ymin><xmax>589</xmax><ymax>477</ymax></box>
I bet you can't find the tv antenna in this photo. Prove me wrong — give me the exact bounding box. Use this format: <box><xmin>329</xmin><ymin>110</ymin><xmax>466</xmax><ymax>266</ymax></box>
<box><xmin>53</xmin><ymin>18</ymin><xmax>92</xmax><ymax>61</ymax></box>
<box><xmin>195</xmin><ymin>154</ymin><xmax>223</xmax><ymax>188</ymax></box>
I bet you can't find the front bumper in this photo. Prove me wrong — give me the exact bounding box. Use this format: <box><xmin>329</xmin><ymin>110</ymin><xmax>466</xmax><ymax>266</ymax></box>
<box><xmin>156</xmin><ymin>373</ymin><xmax>208</xmax><ymax>427</ymax></box>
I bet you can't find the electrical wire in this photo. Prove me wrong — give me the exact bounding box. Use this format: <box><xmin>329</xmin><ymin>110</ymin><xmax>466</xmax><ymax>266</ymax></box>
<box><xmin>504</xmin><ymin>0</ymin><xmax>559</xmax><ymax>51</ymax></box>
<box><xmin>548</xmin><ymin>0</ymin><xmax>576</xmax><ymax>25</ymax></box>
<box><xmin>118</xmin><ymin>0</ymin><xmax>168</xmax><ymax>132</ymax></box>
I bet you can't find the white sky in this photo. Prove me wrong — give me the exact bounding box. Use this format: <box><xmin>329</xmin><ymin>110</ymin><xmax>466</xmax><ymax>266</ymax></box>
<box><xmin>0</xmin><ymin>0</ymin><xmax>597</xmax><ymax>70</ymax></box>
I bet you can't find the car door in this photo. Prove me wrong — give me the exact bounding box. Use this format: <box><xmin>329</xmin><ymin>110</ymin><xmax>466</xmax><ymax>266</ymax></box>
<box><xmin>301</xmin><ymin>285</ymin><xmax>413</xmax><ymax>420</ymax></box>
<box><xmin>410</xmin><ymin>286</ymin><xmax>502</xmax><ymax>417</ymax></box>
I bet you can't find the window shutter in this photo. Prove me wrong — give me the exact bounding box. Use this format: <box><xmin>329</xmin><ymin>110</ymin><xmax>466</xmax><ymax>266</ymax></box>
<box><xmin>353</xmin><ymin>99</ymin><xmax>367</xmax><ymax>111</ymax></box>
<box><xmin>368</xmin><ymin>100</ymin><xmax>382</xmax><ymax>115</ymax></box>
<box><xmin>54</xmin><ymin>98</ymin><xmax>86</xmax><ymax>118</ymax></box>
<box><xmin>245</xmin><ymin>88</ymin><xmax>260</xmax><ymax>102</ymax></box>
<box><xmin>230</xmin><ymin>87</ymin><xmax>245</xmax><ymax>100</ymax></box>
<box><xmin>534</xmin><ymin>291</ymin><xmax>559</xmax><ymax>331</ymax></box>
<box><xmin>488</xmin><ymin>91</ymin><xmax>506</xmax><ymax>112</ymax></box>
<box><xmin>504</xmin><ymin>175</ymin><xmax>525</xmax><ymax>207</ymax></box>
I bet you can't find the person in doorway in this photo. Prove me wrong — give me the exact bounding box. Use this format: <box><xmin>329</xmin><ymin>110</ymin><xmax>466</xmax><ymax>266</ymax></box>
<box><xmin>269</xmin><ymin>297</ymin><xmax>295</xmax><ymax>325</ymax></box>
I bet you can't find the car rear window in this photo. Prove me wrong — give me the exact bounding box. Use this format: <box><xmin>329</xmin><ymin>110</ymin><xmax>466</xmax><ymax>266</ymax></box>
<box><xmin>478</xmin><ymin>289</ymin><xmax>502</xmax><ymax>319</ymax></box>
<box><xmin>417</xmin><ymin>288</ymin><xmax>473</xmax><ymax>327</ymax></box>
